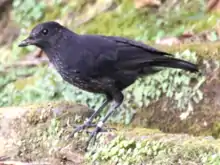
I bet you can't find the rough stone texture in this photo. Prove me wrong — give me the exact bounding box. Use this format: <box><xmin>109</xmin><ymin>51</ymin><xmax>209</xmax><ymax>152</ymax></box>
<box><xmin>0</xmin><ymin>101</ymin><xmax>93</xmax><ymax>164</ymax></box>
<box><xmin>0</xmin><ymin>101</ymin><xmax>219</xmax><ymax>165</ymax></box>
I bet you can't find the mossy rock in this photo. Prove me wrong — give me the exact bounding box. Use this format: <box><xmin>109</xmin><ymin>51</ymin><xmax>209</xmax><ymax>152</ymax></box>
<box><xmin>86</xmin><ymin>132</ymin><xmax>220</xmax><ymax>165</ymax></box>
<box><xmin>0</xmin><ymin>101</ymin><xmax>93</xmax><ymax>163</ymax></box>
<box><xmin>0</xmin><ymin>102</ymin><xmax>219</xmax><ymax>165</ymax></box>
<box><xmin>155</xmin><ymin>42</ymin><xmax>220</xmax><ymax>60</ymax></box>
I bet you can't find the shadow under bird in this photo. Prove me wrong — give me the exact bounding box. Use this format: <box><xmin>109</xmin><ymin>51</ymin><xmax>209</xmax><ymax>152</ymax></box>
<box><xmin>18</xmin><ymin>21</ymin><xmax>199</xmax><ymax>150</ymax></box>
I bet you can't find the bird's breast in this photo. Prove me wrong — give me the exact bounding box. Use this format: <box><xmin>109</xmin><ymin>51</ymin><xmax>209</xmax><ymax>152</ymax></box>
<box><xmin>55</xmin><ymin>67</ymin><xmax>112</xmax><ymax>94</ymax></box>
<box><xmin>50</xmin><ymin>58</ymin><xmax>88</xmax><ymax>89</ymax></box>
<box><xmin>48</xmin><ymin>52</ymin><xmax>113</xmax><ymax>94</ymax></box>
<box><xmin>60</xmin><ymin>72</ymin><xmax>106</xmax><ymax>93</ymax></box>
<box><xmin>52</xmin><ymin>58</ymin><xmax>65</xmax><ymax>73</ymax></box>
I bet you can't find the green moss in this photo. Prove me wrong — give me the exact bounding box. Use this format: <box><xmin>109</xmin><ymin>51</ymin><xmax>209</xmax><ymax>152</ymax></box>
<box><xmin>74</xmin><ymin>0</ymin><xmax>210</xmax><ymax>42</ymax></box>
<box><xmin>86</xmin><ymin>132</ymin><xmax>220</xmax><ymax>165</ymax></box>
<box><xmin>75</xmin><ymin>0</ymin><xmax>143</xmax><ymax>38</ymax></box>
<box><xmin>3</xmin><ymin>101</ymin><xmax>93</xmax><ymax>161</ymax></box>
<box><xmin>24</xmin><ymin>101</ymin><xmax>93</xmax><ymax>125</ymax></box>
<box><xmin>212</xmin><ymin>122</ymin><xmax>220</xmax><ymax>138</ymax></box>
<box><xmin>185</xmin><ymin>12</ymin><xmax>220</xmax><ymax>33</ymax></box>
<box><xmin>155</xmin><ymin>42</ymin><xmax>220</xmax><ymax>60</ymax></box>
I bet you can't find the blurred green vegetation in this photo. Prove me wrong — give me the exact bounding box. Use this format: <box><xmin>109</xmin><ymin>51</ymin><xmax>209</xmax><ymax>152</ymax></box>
<box><xmin>12</xmin><ymin>0</ymin><xmax>46</xmax><ymax>28</ymax></box>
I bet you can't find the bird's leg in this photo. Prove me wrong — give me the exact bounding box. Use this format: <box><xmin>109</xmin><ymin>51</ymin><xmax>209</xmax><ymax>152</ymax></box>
<box><xmin>85</xmin><ymin>94</ymin><xmax>123</xmax><ymax>151</ymax></box>
<box><xmin>68</xmin><ymin>99</ymin><xmax>110</xmax><ymax>139</ymax></box>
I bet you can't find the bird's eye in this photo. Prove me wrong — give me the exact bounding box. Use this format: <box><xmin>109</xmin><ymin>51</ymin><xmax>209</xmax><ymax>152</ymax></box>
<box><xmin>41</xmin><ymin>29</ymin><xmax>48</xmax><ymax>35</ymax></box>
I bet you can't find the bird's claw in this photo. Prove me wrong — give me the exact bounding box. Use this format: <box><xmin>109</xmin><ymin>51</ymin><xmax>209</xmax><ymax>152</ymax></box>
<box><xmin>72</xmin><ymin>123</ymin><xmax>96</xmax><ymax>129</ymax></box>
<box><xmin>85</xmin><ymin>126</ymin><xmax>102</xmax><ymax>151</ymax></box>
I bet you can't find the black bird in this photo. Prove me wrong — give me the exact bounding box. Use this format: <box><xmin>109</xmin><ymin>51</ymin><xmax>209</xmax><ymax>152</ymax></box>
<box><xmin>18</xmin><ymin>21</ymin><xmax>198</xmax><ymax>149</ymax></box>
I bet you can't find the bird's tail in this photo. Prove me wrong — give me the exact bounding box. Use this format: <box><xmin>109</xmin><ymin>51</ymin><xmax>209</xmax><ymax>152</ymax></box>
<box><xmin>149</xmin><ymin>57</ymin><xmax>198</xmax><ymax>73</ymax></box>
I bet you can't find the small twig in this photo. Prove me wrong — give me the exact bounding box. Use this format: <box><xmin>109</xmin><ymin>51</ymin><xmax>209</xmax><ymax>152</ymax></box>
<box><xmin>3</xmin><ymin>59</ymin><xmax>49</xmax><ymax>70</ymax></box>
<box><xmin>0</xmin><ymin>58</ymin><xmax>49</xmax><ymax>76</ymax></box>
<box><xmin>0</xmin><ymin>156</ymin><xmax>10</xmax><ymax>161</ymax></box>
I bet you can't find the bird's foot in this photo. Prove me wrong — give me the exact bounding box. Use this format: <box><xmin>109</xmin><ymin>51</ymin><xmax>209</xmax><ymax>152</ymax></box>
<box><xmin>84</xmin><ymin>122</ymin><xmax>116</xmax><ymax>151</ymax></box>
<box><xmin>68</xmin><ymin>120</ymin><xmax>95</xmax><ymax>139</ymax></box>
<box><xmin>85</xmin><ymin>126</ymin><xmax>116</xmax><ymax>134</ymax></box>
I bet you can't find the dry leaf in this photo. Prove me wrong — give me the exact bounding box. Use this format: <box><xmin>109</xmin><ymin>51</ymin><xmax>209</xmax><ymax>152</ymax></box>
<box><xmin>155</xmin><ymin>37</ymin><xmax>181</xmax><ymax>46</ymax></box>
<box><xmin>206</xmin><ymin>0</ymin><xmax>220</xmax><ymax>12</ymax></box>
<box><xmin>134</xmin><ymin>0</ymin><xmax>161</xmax><ymax>9</ymax></box>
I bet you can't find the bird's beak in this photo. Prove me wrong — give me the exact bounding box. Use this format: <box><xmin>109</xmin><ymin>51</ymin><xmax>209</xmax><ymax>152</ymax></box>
<box><xmin>18</xmin><ymin>37</ymin><xmax>36</xmax><ymax>47</ymax></box>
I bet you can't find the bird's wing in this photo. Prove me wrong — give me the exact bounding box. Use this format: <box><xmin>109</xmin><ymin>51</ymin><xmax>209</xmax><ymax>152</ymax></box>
<box><xmin>100</xmin><ymin>35</ymin><xmax>173</xmax><ymax>56</ymax></box>
<box><xmin>97</xmin><ymin>35</ymin><xmax>173</xmax><ymax>70</ymax></box>
<box><xmin>93</xmin><ymin>35</ymin><xmax>197</xmax><ymax>72</ymax></box>
<box><xmin>76</xmin><ymin>35</ymin><xmax>175</xmax><ymax>79</ymax></box>
<box><xmin>71</xmin><ymin>35</ymin><xmax>118</xmax><ymax>79</ymax></box>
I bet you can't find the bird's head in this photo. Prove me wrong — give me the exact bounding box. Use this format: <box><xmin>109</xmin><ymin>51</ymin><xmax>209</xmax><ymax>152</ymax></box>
<box><xmin>18</xmin><ymin>21</ymin><xmax>64</xmax><ymax>49</ymax></box>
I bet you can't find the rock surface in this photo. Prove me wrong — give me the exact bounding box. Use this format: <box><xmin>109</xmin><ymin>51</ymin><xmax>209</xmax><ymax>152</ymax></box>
<box><xmin>0</xmin><ymin>101</ymin><xmax>219</xmax><ymax>165</ymax></box>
